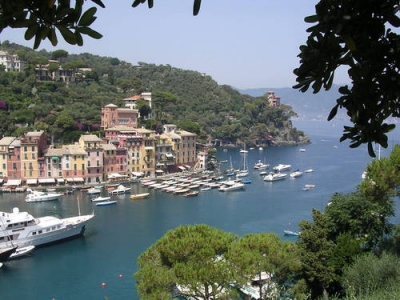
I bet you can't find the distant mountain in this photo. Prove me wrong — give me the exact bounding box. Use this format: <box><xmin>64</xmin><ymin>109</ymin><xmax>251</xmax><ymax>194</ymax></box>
<box><xmin>238</xmin><ymin>85</ymin><xmax>346</xmax><ymax>121</ymax></box>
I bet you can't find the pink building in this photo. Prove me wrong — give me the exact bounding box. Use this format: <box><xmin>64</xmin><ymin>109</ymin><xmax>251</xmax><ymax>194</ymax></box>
<box><xmin>101</xmin><ymin>103</ymin><xmax>138</xmax><ymax>130</ymax></box>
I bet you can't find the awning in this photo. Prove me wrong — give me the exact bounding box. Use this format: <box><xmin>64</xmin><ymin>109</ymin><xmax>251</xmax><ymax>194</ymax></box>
<box><xmin>131</xmin><ymin>172</ymin><xmax>144</xmax><ymax>177</ymax></box>
<box><xmin>57</xmin><ymin>178</ymin><xmax>65</xmax><ymax>183</ymax></box>
<box><xmin>155</xmin><ymin>170</ymin><xmax>164</xmax><ymax>173</ymax></box>
<box><xmin>178</xmin><ymin>166</ymin><xmax>186</xmax><ymax>171</ymax></box>
<box><xmin>66</xmin><ymin>178</ymin><xmax>74</xmax><ymax>183</ymax></box>
<box><xmin>73</xmin><ymin>178</ymin><xmax>84</xmax><ymax>182</ymax></box>
<box><xmin>165</xmin><ymin>153</ymin><xmax>174</xmax><ymax>158</ymax></box>
<box><xmin>145</xmin><ymin>146</ymin><xmax>153</xmax><ymax>150</ymax></box>
<box><xmin>38</xmin><ymin>178</ymin><xmax>56</xmax><ymax>184</ymax></box>
<box><xmin>4</xmin><ymin>179</ymin><xmax>22</xmax><ymax>186</ymax></box>
<box><xmin>26</xmin><ymin>179</ymin><xmax>38</xmax><ymax>185</ymax></box>
<box><xmin>185</xmin><ymin>165</ymin><xmax>191</xmax><ymax>169</ymax></box>
<box><xmin>0</xmin><ymin>179</ymin><xmax>4</xmax><ymax>184</ymax></box>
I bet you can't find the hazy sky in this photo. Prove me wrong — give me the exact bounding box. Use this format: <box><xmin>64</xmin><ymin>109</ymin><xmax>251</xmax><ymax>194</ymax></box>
<box><xmin>1</xmin><ymin>0</ymin><xmax>350</xmax><ymax>89</ymax></box>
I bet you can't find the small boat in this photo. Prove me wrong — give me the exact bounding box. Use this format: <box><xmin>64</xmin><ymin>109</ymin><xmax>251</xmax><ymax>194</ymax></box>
<box><xmin>284</xmin><ymin>230</ymin><xmax>300</xmax><ymax>236</ymax></box>
<box><xmin>218</xmin><ymin>180</ymin><xmax>245</xmax><ymax>192</ymax></box>
<box><xmin>25</xmin><ymin>189</ymin><xmax>63</xmax><ymax>203</ymax></box>
<box><xmin>183</xmin><ymin>191</ymin><xmax>199</xmax><ymax>197</ymax></box>
<box><xmin>95</xmin><ymin>200</ymin><xmax>117</xmax><ymax>206</ymax></box>
<box><xmin>200</xmin><ymin>186</ymin><xmax>211</xmax><ymax>191</ymax></box>
<box><xmin>108</xmin><ymin>185</ymin><xmax>131</xmax><ymax>195</ymax></box>
<box><xmin>290</xmin><ymin>170</ymin><xmax>303</xmax><ymax>178</ymax></box>
<box><xmin>10</xmin><ymin>245</ymin><xmax>35</xmax><ymax>259</ymax></box>
<box><xmin>299</xmin><ymin>148</ymin><xmax>306</xmax><ymax>152</ymax></box>
<box><xmin>91</xmin><ymin>196</ymin><xmax>111</xmax><ymax>202</ymax></box>
<box><xmin>304</xmin><ymin>169</ymin><xmax>314</xmax><ymax>173</ymax></box>
<box><xmin>305</xmin><ymin>184</ymin><xmax>316</xmax><ymax>188</ymax></box>
<box><xmin>241</xmin><ymin>179</ymin><xmax>252</xmax><ymax>184</ymax></box>
<box><xmin>86</xmin><ymin>188</ymin><xmax>101</xmax><ymax>195</ymax></box>
<box><xmin>130</xmin><ymin>193</ymin><xmax>150</xmax><ymax>200</ymax></box>
<box><xmin>263</xmin><ymin>172</ymin><xmax>287</xmax><ymax>182</ymax></box>
<box><xmin>273</xmin><ymin>164</ymin><xmax>291</xmax><ymax>172</ymax></box>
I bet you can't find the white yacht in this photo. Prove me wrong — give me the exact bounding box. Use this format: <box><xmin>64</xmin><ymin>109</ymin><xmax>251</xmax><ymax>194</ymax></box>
<box><xmin>218</xmin><ymin>180</ymin><xmax>245</xmax><ymax>192</ymax></box>
<box><xmin>0</xmin><ymin>207</ymin><xmax>94</xmax><ymax>250</ymax></box>
<box><xmin>263</xmin><ymin>172</ymin><xmax>287</xmax><ymax>182</ymax></box>
<box><xmin>272</xmin><ymin>164</ymin><xmax>291</xmax><ymax>172</ymax></box>
<box><xmin>25</xmin><ymin>189</ymin><xmax>63</xmax><ymax>202</ymax></box>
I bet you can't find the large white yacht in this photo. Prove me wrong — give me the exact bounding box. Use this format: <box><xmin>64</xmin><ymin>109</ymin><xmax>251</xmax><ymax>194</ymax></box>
<box><xmin>0</xmin><ymin>207</ymin><xmax>94</xmax><ymax>250</ymax></box>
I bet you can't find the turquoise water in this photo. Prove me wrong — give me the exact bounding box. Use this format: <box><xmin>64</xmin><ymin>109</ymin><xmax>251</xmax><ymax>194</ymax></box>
<box><xmin>1</xmin><ymin>120</ymin><xmax>399</xmax><ymax>300</ymax></box>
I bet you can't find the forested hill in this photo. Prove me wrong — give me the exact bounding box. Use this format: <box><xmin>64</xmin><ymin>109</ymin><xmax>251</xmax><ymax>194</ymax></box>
<box><xmin>0</xmin><ymin>41</ymin><xmax>309</xmax><ymax>146</ymax></box>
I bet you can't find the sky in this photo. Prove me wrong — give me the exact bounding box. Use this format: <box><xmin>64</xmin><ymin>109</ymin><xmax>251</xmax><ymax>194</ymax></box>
<box><xmin>0</xmin><ymin>0</ymin><xmax>350</xmax><ymax>89</ymax></box>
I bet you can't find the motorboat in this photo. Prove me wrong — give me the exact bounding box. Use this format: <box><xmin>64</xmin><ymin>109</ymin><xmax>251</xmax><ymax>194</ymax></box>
<box><xmin>95</xmin><ymin>200</ymin><xmax>117</xmax><ymax>206</ymax></box>
<box><xmin>253</xmin><ymin>160</ymin><xmax>269</xmax><ymax>170</ymax></box>
<box><xmin>284</xmin><ymin>230</ymin><xmax>300</xmax><ymax>236</ymax></box>
<box><xmin>86</xmin><ymin>188</ymin><xmax>101</xmax><ymax>195</ymax></box>
<box><xmin>263</xmin><ymin>172</ymin><xmax>287</xmax><ymax>182</ymax></box>
<box><xmin>183</xmin><ymin>191</ymin><xmax>199</xmax><ymax>197</ymax></box>
<box><xmin>25</xmin><ymin>189</ymin><xmax>63</xmax><ymax>203</ymax></box>
<box><xmin>91</xmin><ymin>196</ymin><xmax>111</xmax><ymax>202</ymax></box>
<box><xmin>108</xmin><ymin>185</ymin><xmax>131</xmax><ymax>195</ymax></box>
<box><xmin>130</xmin><ymin>193</ymin><xmax>150</xmax><ymax>200</ymax></box>
<box><xmin>9</xmin><ymin>245</ymin><xmax>35</xmax><ymax>259</ymax></box>
<box><xmin>290</xmin><ymin>170</ymin><xmax>303</xmax><ymax>178</ymax></box>
<box><xmin>0</xmin><ymin>207</ymin><xmax>94</xmax><ymax>250</ymax></box>
<box><xmin>218</xmin><ymin>180</ymin><xmax>245</xmax><ymax>192</ymax></box>
<box><xmin>273</xmin><ymin>164</ymin><xmax>291</xmax><ymax>172</ymax></box>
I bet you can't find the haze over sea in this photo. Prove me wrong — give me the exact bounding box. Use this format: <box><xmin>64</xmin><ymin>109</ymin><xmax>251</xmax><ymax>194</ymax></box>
<box><xmin>1</xmin><ymin>120</ymin><xmax>400</xmax><ymax>300</ymax></box>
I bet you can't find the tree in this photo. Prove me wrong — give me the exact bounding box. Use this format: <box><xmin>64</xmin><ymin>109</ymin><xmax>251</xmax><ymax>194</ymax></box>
<box><xmin>134</xmin><ymin>224</ymin><xmax>240</xmax><ymax>300</ymax></box>
<box><xmin>226</xmin><ymin>232</ymin><xmax>300</xmax><ymax>299</ymax></box>
<box><xmin>292</xmin><ymin>0</ymin><xmax>400</xmax><ymax>157</ymax></box>
<box><xmin>51</xmin><ymin>49</ymin><xmax>68</xmax><ymax>63</ymax></box>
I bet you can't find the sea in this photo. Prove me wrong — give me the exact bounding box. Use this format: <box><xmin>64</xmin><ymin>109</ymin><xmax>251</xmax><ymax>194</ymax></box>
<box><xmin>1</xmin><ymin>119</ymin><xmax>400</xmax><ymax>300</ymax></box>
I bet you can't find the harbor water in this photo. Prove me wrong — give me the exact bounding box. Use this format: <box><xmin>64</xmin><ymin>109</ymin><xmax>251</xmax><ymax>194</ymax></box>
<box><xmin>1</xmin><ymin>120</ymin><xmax>400</xmax><ymax>300</ymax></box>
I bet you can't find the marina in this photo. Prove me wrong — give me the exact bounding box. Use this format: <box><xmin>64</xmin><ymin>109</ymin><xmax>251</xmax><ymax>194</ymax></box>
<box><xmin>0</xmin><ymin>120</ymin><xmax>399</xmax><ymax>300</ymax></box>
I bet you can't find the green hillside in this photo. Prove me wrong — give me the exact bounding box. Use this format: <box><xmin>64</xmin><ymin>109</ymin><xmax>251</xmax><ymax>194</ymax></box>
<box><xmin>0</xmin><ymin>41</ymin><xmax>309</xmax><ymax>146</ymax></box>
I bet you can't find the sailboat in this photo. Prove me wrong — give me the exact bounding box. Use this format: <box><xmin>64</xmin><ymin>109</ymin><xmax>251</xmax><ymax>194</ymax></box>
<box><xmin>226</xmin><ymin>156</ymin><xmax>236</xmax><ymax>177</ymax></box>
<box><xmin>239</xmin><ymin>144</ymin><xmax>248</xmax><ymax>154</ymax></box>
<box><xmin>236</xmin><ymin>151</ymin><xmax>249</xmax><ymax>178</ymax></box>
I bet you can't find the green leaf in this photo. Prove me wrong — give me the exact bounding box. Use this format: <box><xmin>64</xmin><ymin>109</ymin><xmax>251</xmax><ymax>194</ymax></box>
<box><xmin>48</xmin><ymin>28</ymin><xmax>58</xmax><ymax>46</ymax></box>
<box><xmin>24</xmin><ymin>24</ymin><xmax>39</xmax><ymax>40</ymax></box>
<box><xmin>78</xmin><ymin>27</ymin><xmax>103</xmax><ymax>39</ymax></box>
<box><xmin>132</xmin><ymin>0</ymin><xmax>146</xmax><ymax>8</ymax></box>
<box><xmin>327</xmin><ymin>104</ymin><xmax>339</xmax><ymax>121</ymax></box>
<box><xmin>193</xmin><ymin>0</ymin><xmax>201</xmax><ymax>16</ymax></box>
<box><xmin>75</xmin><ymin>32</ymin><xmax>83</xmax><ymax>46</ymax></box>
<box><xmin>78</xmin><ymin>7</ymin><xmax>97</xmax><ymax>26</ymax></box>
<box><xmin>33</xmin><ymin>32</ymin><xmax>42</xmax><ymax>49</ymax></box>
<box><xmin>91</xmin><ymin>0</ymin><xmax>105</xmax><ymax>8</ymax></box>
<box><xmin>147</xmin><ymin>0</ymin><xmax>153</xmax><ymax>9</ymax></box>
<box><xmin>304</xmin><ymin>15</ymin><xmax>319</xmax><ymax>23</ymax></box>
<box><xmin>56</xmin><ymin>25</ymin><xmax>77</xmax><ymax>45</ymax></box>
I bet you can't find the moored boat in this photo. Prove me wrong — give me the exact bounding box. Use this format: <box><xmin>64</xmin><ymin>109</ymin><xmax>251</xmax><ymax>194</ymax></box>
<box><xmin>25</xmin><ymin>189</ymin><xmax>63</xmax><ymax>203</ymax></box>
<box><xmin>183</xmin><ymin>191</ymin><xmax>199</xmax><ymax>197</ymax></box>
<box><xmin>273</xmin><ymin>164</ymin><xmax>291</xmax><ymax>172</ymax></box>
<box><xmin>284</xmin><ymin>230</ymin><xmax>300</xmax><ymax>236</ymax></box>
<box><xmin>108</xmin><ymin>185</ymin><xmax>131</xmax><ymax>195</ymax></box>
<box><xmin>0</xmin><ymin>207</ymin><xmax>94</xmax><ymax>249</ymax></box>
<box><xmin>218</xmin><ymin>180</ymin><xmax>245</xmax><ymax>192</ymax></box>
<box><xmin>9</xmin><ymin>245</ymin><xmax>35</xmax><ymax>259</ymax></box>
<box><xmin>263</xmin><ymin>172</ymin><xmax>287</xmax><ymax>182</ymax></box>
<box><xmin>130</xmin><ymin>193</ymin><xmax>150</xmax><ymax>200</ymax></box>
<box><xmin>91</xmin><ymin>196</ymin><xmax>111</xmax><ymax>202</ymax></box>
<box><xmin>95</xmin><ymin>200</ymin><xmax>117</xmax><ymax>206</ymax></box>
